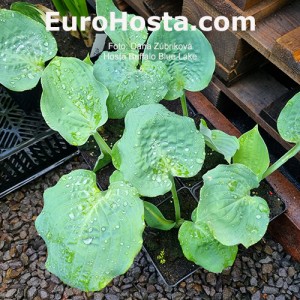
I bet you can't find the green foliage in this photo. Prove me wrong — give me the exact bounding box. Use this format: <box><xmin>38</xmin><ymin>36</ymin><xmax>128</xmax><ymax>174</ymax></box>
<box><xmin>96</xmin><ymin>0</ymin><xmax>147</xmax><ymax>51</ymax></box>
<box><xmin>35</xmin><ymin>169</ymin><xmax>145</xmax><ymax>291</ymax></box>
<box><xmin>277</xmin><ymin>92</ymin><xmax>300</xmax><ymax>144</ymax></box>
<box><xmin>0</xmin><ymin>9</ymin><xmax>57</xmax><ymax>91</ymax></box>
<box><xmin>200</xmin><ymin>119</ymin><xmax>239</xmax><ymax>163</ymax></box>
<box><xmin>179</xmin><ymin>221</ymin><xmax>238</xmax><ymax>273</ymax></box>
<box><xmin>144</xmin><ymin>201</ymin><xmax>176</xmax><ymax>230</ymax></box>
<box><xmin>233</xmin><ymin>126</ymin><xmax>270</xmax><ymax>179</ymax></box>
<box><xmin>112</xmin><ymin>104</ymin><xmax>205</xmax><ymax>197</ymax></box>
<box><xmin>144</xmin><ymin>19</ymin><xmax>215</xmax><ymax>100</ymax></box>
<box><xmin>10</xmin><ymin>2</ymin><xmax>46</xmax><ymax>25</ymax></box>
<box><xmin>41</xmin><ymin>57</ymin><xmax>109</xmax><ymax>146</ymax></box>
<box><xmin>94</xmin><ymin>53</ymin><xmax>170</xmax><ymax>119</ymax></box>
<box><xmin>197</xmin><ymin>164</ymin><xmax>270</xmax><ymax>248</ymax></box>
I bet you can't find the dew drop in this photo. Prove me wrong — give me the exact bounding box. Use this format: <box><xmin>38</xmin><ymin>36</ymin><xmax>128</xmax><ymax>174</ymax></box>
<box><xmin>83</xmin><ymin>238</ymin><xmax>93</xmax><ymax>245</ymax></box>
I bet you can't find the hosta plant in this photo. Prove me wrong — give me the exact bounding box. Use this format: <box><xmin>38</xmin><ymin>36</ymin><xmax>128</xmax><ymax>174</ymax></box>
<box><xmin>36</xmin><ymin>91</ymin><xmax>299</xmax><ymax>291</ymax></box>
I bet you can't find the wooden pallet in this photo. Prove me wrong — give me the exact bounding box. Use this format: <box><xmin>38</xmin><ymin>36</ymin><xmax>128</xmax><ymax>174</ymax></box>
<box><xmin>123</xmin><ymin>0</ymin><xmax>182</xmax><ymax>17</ymax></box>
<box><xmin>183</xmin><ymin>0</ymin><xmax>300</xmax><ymax>84</ymax></box>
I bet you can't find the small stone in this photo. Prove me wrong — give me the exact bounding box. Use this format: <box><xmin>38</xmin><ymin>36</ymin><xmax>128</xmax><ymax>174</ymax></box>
<box><xmin>202</xmin><ymin>285</ymin><xmax>210</xmax><ymax>295</ymax></box>
<box><xmin>260</xmin><ymin>257</ymin><xmax>272</xmax><ymax>264</ymax></box>
<box><xmin>40</xmin><ymin>290</ymin><xmax>48</xmax><ymax>299</ymax></box>
<box><xmin>223</xmin><ymin>287</ymin><xmax>232</xmax><ymax>300</ymax></box>
<box><xmin>94</xmin><ymin>293</ymin><xmax>104</xmax><ymax>300</ymax></box>
<box><xmin>252</xmin><ymin>291</ymin><xmax>261</xmax><ymax>300</ymax></box>
<box><xmin>3</xmin><ymin>250</ymin><xmax>11</xmax><ymax>261</ymax></box>
<box><xmin>20</xmin><ymin>231</ymin><xmax>27</xmax><ymax>239</ymax></box>
<box><xmin>262</xmin><ymin>264</ymin><xmax>273</xmax><ymax>274</ymax></box>
<box><xmin>289</xmin><ymin>285</ymin><xmax>299</xmax><ymax>293</ymax></box>
<box><xmin>276</xmin><ymin>278</ymin><xmax>284</xmax><ymax>288</ymax></box>
<box><xmin>147</xmin><ymin>285</ymin><xmax>156</xmax><ymax>293</ymax></box>
<box><xmin>262</xmin><ymin>286</ymin><xmax>279</xmax><ymax>294</ymax></box>
<box><xmin>27</xmin><ymin>286</ymin><xmax>37</xmax><ymax>299</ymax></box>
<box><xmin>105</xmin><ymin>294</ymin><xmax>119</xmax><ymax>300</ymax></box>
<box><xmin>279</xmin><ymin>268</ymin><xmax>287</xmax><ymax>277</ymax></box>
<box><xmin>6</xmin><ymin>289</ymin><xmax>17</xmax><ymax>298</ymax></box>
<box><xmin>288</xmin><ymin>267</ymin><xmax>297</xmax><ymax>277</ymax></box>
<box><xmin>275</xmin><ymin>296</ymin><xmax>285</xmax><ymax>300</ymax></box>
<box><xmin>264</xmin><ymin>245</ymin><xmax>273</xmax><ymax>255</ymax></box>
<box><xmin>0</xmin><ymin>262</ymin><xmax>9</xmax><ymax>271</ymax></box>
<box><xmin>250</xmin><ymin>277</ymin><xmax>258</xmax><ymax>286</ymax></box>
<box><xmin>206</xmin><ymin>273</ymin><xmax>217</xmax><ymax>285</ymax></box>
<box><xmin>20</xmin><ymin>253</ymin><xmax>29</xmax><ymax>266</ymax></box>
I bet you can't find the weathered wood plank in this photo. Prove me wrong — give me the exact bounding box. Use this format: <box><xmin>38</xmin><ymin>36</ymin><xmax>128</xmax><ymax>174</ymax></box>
<box><xmin>183</xmin><ymin>0</ymin><xmax>265</xmax><ymax>83</ymax></box>
<box><xmin>123</xmin><ymin>0</ymin><xmax>182</xmax><ymax>17</ymax></box>
<box><xmin>203</xmin><ymin>0</ymin><xmax>291</xmax><ymax>22</ymax></box>
<box><xmin>231</xmin><ymin>0</ymin><xmax>263</xmax><ymax>10</ymax></box>
<box><xmin>239</xmin><ymin>1</ymin><xmax>300</xmax><ymax>84</ymax></box>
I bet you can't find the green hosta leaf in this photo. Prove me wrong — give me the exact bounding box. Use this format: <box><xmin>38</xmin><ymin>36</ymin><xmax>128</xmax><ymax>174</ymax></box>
<box><xmin>94</xmin><ymin>52</ymin><xmax>170</xmax><ymax>119</ymax></box>
<box><xmin>112</xmin><ymin>104</ymin><xmax>205</xmax><ymax>197</ymax></box>
<box><xmin>197</xmin><ymin>164</ymin><xmax>270</xmax><ymax>248</ymax></box>
<box><xmin>41</xmin><ymin>57</ymin><xmax>109</xmax><ymax>146</ymax></box>
<box><xmin>11</xmin><ymin>2</ymin><xmax>46</xmax><ymax>25</ymax></box>
<box><xmin>144</xmin><ymin>19</ymin><xmax>215</xmax><ymax>100</ymax></box>
<box><xmin>96</xmin><ymin>0</ymin><xmax>147</xmax><ymax>51</ymax></box>
<box><xmin>179</xmin><ymin>221</ymin><xmax>238</xmax><ymax>273</ymax></box>
<box><xmin>277</xmin><ymin>92</ymin><xmax>300</xmax><ymax>143</ymax></box>
<box><xmin>144</xmin><ymin>201</ymin><xmax>176</xmax><ymax>231</ymax></box>
<box><xmin>35</xmin><ymin>170</ymin><xmax>144</xmax><ymax>292</ymax></box>
<box><xmin>233</xmin><ymin>126</ymin><xmax>269</xmax><ymax>179</ymax></box>
<box><xmin>0</xmin><ymin>9</ymin><xmax>57</xmax><ymax>91</ymax></box>
<box><xmin>200</xmin><ymin>119</ymin><xmax>239</xmax><ymax>163</ymax></box>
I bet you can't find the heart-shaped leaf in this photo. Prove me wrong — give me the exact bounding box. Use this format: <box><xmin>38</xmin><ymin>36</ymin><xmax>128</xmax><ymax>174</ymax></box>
<box><xmin>112</xmin><ymin>104</ymin><xmax>205</xmax><ymax>197</ymax></box>
<box><xmin>41</xmin><ymin>57</ymin><xmax>109</xmax><ymax>146</ymax></box>
<box><xmin>200</xmin><ymin>119</ymin><xmax>239</xmax><ymax>163</ymax></box>
<box><xmin>35</xmin><ymin>169</ymin><xmax>145</xmax><ymax>292</ymax></box>
<box><xmin>93</xmin><ymin>52</ymin><xmax>170</xmax><ymax>119</ymax></box>
<box><xmin>277</xmin><ymin>92</ymin><xmax>300</xmax><ymax>143</ymax></box>
<box><xmin>179</xmin><ymin>221</ymin><xmax>238</xmax><ymax>273</ymax></box>
<box><xmin>144</xmin><ymin>19</ymin><xmax>215</xmax><ymax>100</ymax></box>
<box><xmin>0</xmin><ymin>9</ymin><xmax>57</xmax><ymax>91</ymax></box>
<box><xmin>233</xmin><ymin>126</ymin><xmax>269</xmax><ymax>179</ymax></box>
<box><xmin>197</xmin><ymin>164</ymin><xmax>270</xmax><ymax>248</ymax></box>
<box><xmin>96</xmin><ymin>0</ymin><xmax>147</xmax><ymax>51</ymax></box>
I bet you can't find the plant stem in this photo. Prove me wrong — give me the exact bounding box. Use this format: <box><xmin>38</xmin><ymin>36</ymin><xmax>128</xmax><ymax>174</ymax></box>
<box><xmin>170</xmin><ymin>176</ymin><xmax>181</xmax><ymax>226</ymax></box>
<box><xmin>262</xmin><ymin>143</ymin><xmax>300</xmax><ymax>179</ymax></box>
<box><xmin>180</xmin><ymin>93</ymin><xmax>188</xmax><ymax>117</ymax></box>
<box><xmin>93</xmin><ymin>131</ymin><xmax>112</xmax><ymax>156</ymax></box>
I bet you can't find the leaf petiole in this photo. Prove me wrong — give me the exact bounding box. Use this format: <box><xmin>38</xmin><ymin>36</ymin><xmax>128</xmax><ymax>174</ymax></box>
<box><xmin>262</xmin><ymin>142</ymin><xmax>300</xmax><ymax>179</ymax></box>
<box><xmin>92</xmin><ymin>131</ymin><xmax>113</xmax><ymax>172</ymax></box>
<box><xmin>180</xmin><ymin>93</ymin><xmax>189</xmax><ymax>117</ymax></box>
<box><xmin>170</xmin><ymin>176</ymin><xmax>183</xmax><ymax>227</ymax></box>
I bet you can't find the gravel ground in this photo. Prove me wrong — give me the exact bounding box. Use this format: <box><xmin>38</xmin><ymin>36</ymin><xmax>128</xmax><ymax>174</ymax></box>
<box><xmin>1</xmin><ymin>157</ymin><xmax>300</xmax><ymax>300</ymax></box>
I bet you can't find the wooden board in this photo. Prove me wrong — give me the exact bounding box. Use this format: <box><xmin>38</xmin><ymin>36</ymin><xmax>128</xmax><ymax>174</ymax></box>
<box><xmin>183</xmin><ymin>0</ymin><xmax>300</xmax><ymax>84</ymax></box>
<box><xmin>182</xmin><ymin>0</ymin><xmax>265</xmax><ymax>83</ymax></box>
<box><xmin>123</xmin><ymin>0</ymin><xmax>182</xmax><ymax>17</ymax></box>
<box><xmin>239</xmin><ymin>1</ymin><xmax>300</xmax><ymax>84</ymax></box>
<box><xmin>231</xmin><ymin>0</ymin><xmax>263</xmax><ymax>10</ymax></box>
<box><xmin>203</xmin><ymin>0</ymin><xmax>291</xmax><ymax>22</ymax></box>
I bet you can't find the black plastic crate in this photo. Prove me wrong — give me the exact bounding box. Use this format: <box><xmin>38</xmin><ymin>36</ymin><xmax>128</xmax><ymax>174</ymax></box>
<box><xmin>0</xmin><ymin>86</ymin><xmax>79</xmax><ymax>199</ymax></box>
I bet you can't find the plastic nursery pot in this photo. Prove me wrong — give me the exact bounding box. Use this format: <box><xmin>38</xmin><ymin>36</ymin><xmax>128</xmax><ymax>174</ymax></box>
<box><xmin>5</xmin><ymin>82</ymin><xmax>42</xmax><ymax>113</ymax></box>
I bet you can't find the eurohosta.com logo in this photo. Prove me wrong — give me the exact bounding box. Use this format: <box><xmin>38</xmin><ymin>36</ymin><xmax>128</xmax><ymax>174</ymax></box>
<box><xmin>45</xmin><ymin>12</ymin><xmax>256</xmax><ymax>33</ymax></box>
